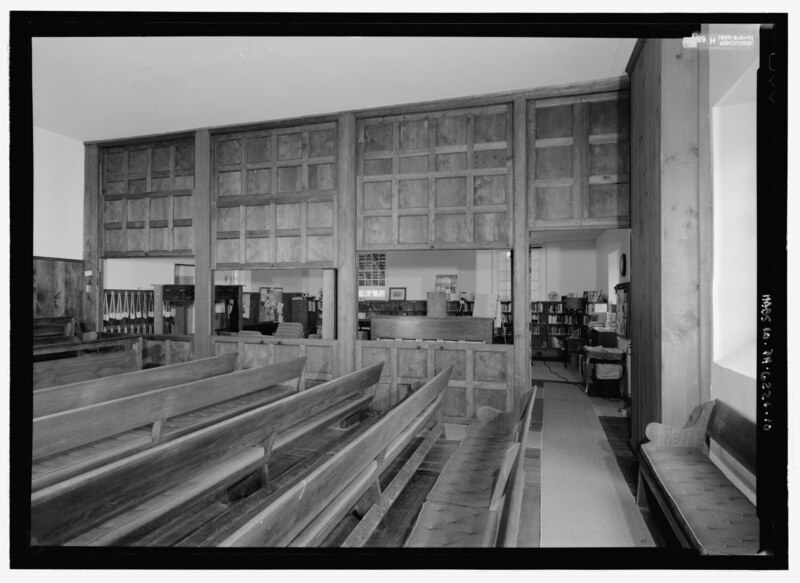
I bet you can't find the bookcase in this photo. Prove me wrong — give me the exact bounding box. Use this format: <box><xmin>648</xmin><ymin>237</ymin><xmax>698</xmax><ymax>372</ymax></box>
<box><xmin>530</xmin><ymin>301</ymin><xmax>583</xmax><ymax>349</ymax></box>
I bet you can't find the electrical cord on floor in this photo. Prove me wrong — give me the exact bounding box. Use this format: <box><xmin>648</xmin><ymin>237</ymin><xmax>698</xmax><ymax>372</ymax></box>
<box><xmin>542</xmin><ymin>361</ymin><xmax>585</xmax><ymax>390</ymax></box>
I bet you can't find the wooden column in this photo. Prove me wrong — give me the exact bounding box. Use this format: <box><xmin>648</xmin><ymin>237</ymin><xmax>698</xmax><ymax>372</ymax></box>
<box><xmin>629</xmin><ymin>39</ymin><xmax>702</xmax><ymax>445</ymax></box>
<box><xmin>697</xmin><ymin>24</ymin><xmax>714</xmax><ymax>405</ymax></box>
<box><xmin>512</xmin><ymin>96</ymin><xmax>530</xmax><ymax>406</ymax></box>
<box><xmin>82</xmin><ymin>144</ymin><xmax>101</xmax><ymax>333</ymax></box>
<box><xmin>337</xmin><ymin>113</ymin><xmax>357</xmax><ymax>375</ymax></box>
<box><xmin>659</xmin><ymin>38</ymin><xmax>700</xmax><ymax>428</ymax></box>
<box><xmin>193</xmin><ymin>129</ymin><xmax>212</xmax><ymax>358</ymax></box>
<box><xmin>322</xmin><ymin>268</ymin><xmax>336</xmax><ymax>342</ymax></box>
<box><xmin>153</xmin><ymin>284</ymin><xmax>164</xmax><ymax>335</ymax></box>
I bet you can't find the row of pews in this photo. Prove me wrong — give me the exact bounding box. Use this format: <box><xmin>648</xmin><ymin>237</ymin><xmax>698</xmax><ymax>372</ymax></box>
<box><xmin>31</xmin><ymin>344</ymin><xmax>536</xmax><ymax>547</ymax></box>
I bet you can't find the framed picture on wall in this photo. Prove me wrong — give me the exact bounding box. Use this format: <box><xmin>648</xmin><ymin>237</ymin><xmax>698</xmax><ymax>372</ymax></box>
<box><xmin>389</xmin><ymin>287</ymin><xmax>406</xmax><ymax>301</ymax></box>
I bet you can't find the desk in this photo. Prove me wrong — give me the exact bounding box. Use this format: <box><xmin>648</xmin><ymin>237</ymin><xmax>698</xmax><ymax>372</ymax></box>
<box><xmin>582</xmin><ymin>346</ymin><xmax>625</xmax><ymax>394</ymax></box>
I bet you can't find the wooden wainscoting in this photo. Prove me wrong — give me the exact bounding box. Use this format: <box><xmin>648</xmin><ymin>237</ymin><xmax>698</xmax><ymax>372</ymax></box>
<box><xmin>356</xmin><ymin>340</ymin><xmax>514</xmax><ymax>420</ymax></box>
<box><xmin>213</xmin><ymin>336</ymin><xmax>338</xmax><ymax>390</ymax></box>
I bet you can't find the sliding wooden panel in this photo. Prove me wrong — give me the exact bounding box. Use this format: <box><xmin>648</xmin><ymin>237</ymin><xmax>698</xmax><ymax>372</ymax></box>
<box><xmin>528</xmin><ymin>91</ymin><xmax>630</xmax><ymax>230</ymax></box>
<box><xmin>213</xmin><ymin>336</ymin><xmax>337</xmax><ymax>390</ymax></box>
<box><xmin>357</xmin><ymin>104</ymin><xmax>512</xmax><ymax>250</ymax></box>
<box><xmin>101</xmin><ymin>137</ymin><xmax>195</xmax><ymax>257</ymax></box>
<box><xmin>212</xmin><ymin>122</ymin><xmax>337</xmax><ymax>269</ymax></box>
<box><xmin>356</xmin><ymin>340</ymin><xmax>513</xmax><ymax>419</ymax></box>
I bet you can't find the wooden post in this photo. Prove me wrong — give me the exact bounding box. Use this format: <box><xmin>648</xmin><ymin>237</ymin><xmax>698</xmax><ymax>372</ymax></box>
<box><xmin>322</xmin><ymin>268</ymin><xmax>336</xmax><ymax>340</ymax></box>
<box><xmin>82</xmin><ymin>144</ymin><xmax>102</xmax><ymax>333</ymax></box>
<box><xmin>193</xmin><ymin>129</ymin><xmax>212</xmax><ymax>359</ymax></box>
<box><xmin>512</xmin><ymin>96</ymin><xmax>530</xmax><ymax>407</ymax></box>
<box><xmin>337</xmin><ymin>113</ymin><xmax>357</xmax><ymax>375</ymax></box>
<box><xmin>153</xmin><ymin>284</ymin><xmax>164</xmax><ymax>335</ymax></box>
<box><xmin>697</xmin><ymin>24</ymin><xmax>713</xmax><ymax>405</ymax></box>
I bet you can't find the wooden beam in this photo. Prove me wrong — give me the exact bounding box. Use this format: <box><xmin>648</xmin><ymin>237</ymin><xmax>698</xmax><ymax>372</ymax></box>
<box><xmin>512</xmin><ymin>95</ymin><xmax>530</xmax><ymax>407</ymax></box>
<box><xmin>337</xmin><ymin>113</ymin><xmax>357</xmax><ymax>375</ymax></box>
<box><xmin>194</xmin><ymin>129</ymin><xmax>212</xmax><ymax>358</ymax></box>
<box><xmin>82</xmin><ymin>144</ymin><xmax>101</xmax><ymax>333</ymax></box>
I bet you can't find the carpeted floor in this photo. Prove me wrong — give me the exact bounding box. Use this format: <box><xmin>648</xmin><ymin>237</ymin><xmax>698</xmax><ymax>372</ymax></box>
<box><xmin>539</xmin><ymin>381</ymin><xmax>654</xmax><ymax>548</ymax></box>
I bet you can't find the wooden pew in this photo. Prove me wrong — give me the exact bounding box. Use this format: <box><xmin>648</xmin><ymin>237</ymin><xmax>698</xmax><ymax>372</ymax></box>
<box><xmin>31</xmin><ymin>355</ymin><xmax>304</xmax><ymax>492</ymax></box>
<box><xmin>33</xmin><ymin>353</ymin><xmax>238</xmax><ymax>417</ymax></box>
<box><xmin>213</xmin><ymin>366</ymin><xmax>452</xmax><ymax>547</ymax></box>
<box><xmin>636</xmin><ymin>399</ymin><xmax>759</xmax><ymax>554</ymax></box>
<box><xmin>33</xmin><ymin>336</ymin><xmax>144</xmax><ymax>389</ymax></box>
<box><xmin>404</xmin><ymin>385</ymin><xmax>537</xmax><ymax>547</ymax></box>
<box><xmin>30</xmin><ymin>362</ymin><xmax>384</xmax><ymax>546</ymax></box>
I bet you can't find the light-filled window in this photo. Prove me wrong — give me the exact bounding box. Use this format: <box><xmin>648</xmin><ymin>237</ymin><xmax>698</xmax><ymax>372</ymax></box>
<box><xmin>530</xmin><ymin>245</ymin><xmax>545</xmax><ymax>302</ymax></box>
<box><xmin>497</xmin><ymin>250</ymin><xmax>512</xmax><ymax>301</ymax></box>
<box><xmin>358</xmin><ymin>252</ymin><xmax>386</xmax><ymax>300</ymax></box>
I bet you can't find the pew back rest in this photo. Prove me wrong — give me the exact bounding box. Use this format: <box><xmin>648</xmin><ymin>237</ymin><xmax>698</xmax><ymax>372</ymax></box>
<box><xmin>33</xmin><ymin>348</ymin><xmax>141</xmax><ymax>390</ymax></box>
<box><xmin>494</xmin><ymin>385</ymin><xmax>536</xmax><ymax>546</ymax></box>
<box><xmin>33</xmin><ymin>353</ymin><xmax>239</xmax><ymax>417</ymax></box>
<box><xmin>31</xmin><ymin>362</ymin><xmax>385</xmax><ymax>546</ymax></box>
<box><xmin>706</xmin><ymin>400</ymin><xmax>757</xmax><ymax>475</ymax></box>
<box><xmin>32</xmin><ymin>356</ymin><xmax>306</xmax><ymax>460</ymax></box>
<box><xmin>218</xmin><ymin>365</ymin><xmax>452</xmax><ymax>547</ymax></box>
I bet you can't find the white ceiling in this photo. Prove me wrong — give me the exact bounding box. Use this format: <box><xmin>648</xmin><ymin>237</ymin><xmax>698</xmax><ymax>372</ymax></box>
<box><xmin>32</xmin><ymin>36</ymin><xmax>637</xmax><ymax>143</ymax></box>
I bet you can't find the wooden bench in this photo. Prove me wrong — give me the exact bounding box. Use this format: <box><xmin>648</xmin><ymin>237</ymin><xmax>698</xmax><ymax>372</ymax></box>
<box><xmin>30</xmin><ymin>361</ymin><xmax>384</xmax><ymax>546</ymax></box>
<box><xmin>31</xmin><ymin>354</ymin><xmax>303</xmax><ymax>492</ymax></box>
<box><xmin>636</xmin><ymin>399</ymin><xmax>759</xmax><ymax>555</ymax></box>
<box><xmin>33</xmin><ymin>336</ymin><xmax>144</xmax><ymax>389</ymax></box>
<box><xmin>404</xmin><ymin>385</ymin><xmax>537</xmax><ymax>547</ymax></box>
<box><xmin>209</xmin><ymin>366</ymin><xmax>453</xmax><ymax>547</ymax></box>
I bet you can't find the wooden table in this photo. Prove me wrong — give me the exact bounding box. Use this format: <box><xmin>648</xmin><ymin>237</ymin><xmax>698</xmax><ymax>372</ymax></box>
<box><xmin>582</xmin><ymin>346</ymin><xmax>625</xmax><ymax>393</ymax></box>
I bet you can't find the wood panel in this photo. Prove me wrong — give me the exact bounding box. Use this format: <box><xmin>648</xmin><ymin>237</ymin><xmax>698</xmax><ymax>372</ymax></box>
<box><xmin>629</xmin><ymin>39</ymin><xmax>662</xmax><ymax>449</ymax></box>
<box><xmin>213</xmin><ymin>336</ymin><xmax>338</xmax><ymax>390</ymax></box>
<box><xmin>212</xmin><ymin>122</ymin><xmax>337</xmax><ymax>269</ymax></box>
<box><xmin>33</xmin><ymin>257</ymin><xmax>84</xmax><ymax>322</ymax></box>
<box><xmin>357</xmin><ymin>104</ymin><xmax>512</xmax><ymax>250</ymax></box>
<box><xmin>629</xmin><ymin>39</ymin><xmax>702</xmax><ymax>442</ymax></box>
<box><xmin>528</xmin><ymin>92</ymin><xmax>630</xmax><ymax>230</ymax></box>
<box><xmin>356</xmin><ymin>340</ymin><xmax>513</xmax><ymax>419</ymax></box>
<box><xmin>101</xmin><ymin>137</ymin><xmax>195</xmax><ymax>257</ymax></box>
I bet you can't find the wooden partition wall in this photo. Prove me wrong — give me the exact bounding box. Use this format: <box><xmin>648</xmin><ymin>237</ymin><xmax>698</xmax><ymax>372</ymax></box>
<box><xmin>84</xmin><ymin>76</ymin><xmax>631</xmax><ymax>418</ymax></box>
<box><xmin>213</xmin><ymin>336</ymin><xmax>337</xmax><ymax>390</ymax></box>
<box><xmin>357</xmin><ymin>340</ymin><xmax>513</xmax><ymax>420</ymax></box>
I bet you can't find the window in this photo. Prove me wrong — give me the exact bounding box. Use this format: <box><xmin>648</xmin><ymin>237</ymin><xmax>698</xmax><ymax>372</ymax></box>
<box><xmin>496</xmin><ymin>250</ymin><xmax>511</xmax><ymax>301</ymax></box>
<box><xmin>530</xmin><ymin>245</ymin><xmax>546</xmax><ymax>302</ymax></box>
<box><xmin>358</xmin><ymin>252</ymin><xmax>387</xmax><ymax>300</ymax></box>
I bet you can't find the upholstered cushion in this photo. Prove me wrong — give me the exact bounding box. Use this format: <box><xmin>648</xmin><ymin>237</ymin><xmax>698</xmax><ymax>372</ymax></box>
<box><xmin>640</xmin><ymin>443</ymin><xmax>759</xmax><ymax>555</ymax></box>
<box><xmin>405</xmin><ymin>501</ymin><xmax>497</xmax><ymax>547</ymax></box>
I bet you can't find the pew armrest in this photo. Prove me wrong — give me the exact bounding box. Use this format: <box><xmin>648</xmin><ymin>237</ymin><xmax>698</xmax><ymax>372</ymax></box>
<box><xmin>644</xmin><ymin>401</ymin><xmax>715</xmax><ymax>448</ymax></box>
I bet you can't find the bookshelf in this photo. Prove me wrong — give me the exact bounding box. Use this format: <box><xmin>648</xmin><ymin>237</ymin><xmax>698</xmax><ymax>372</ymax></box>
<box><xmin>530</xmin><ymin>301</ymin><xmax>583</xmax><ymax>349</ymax></box>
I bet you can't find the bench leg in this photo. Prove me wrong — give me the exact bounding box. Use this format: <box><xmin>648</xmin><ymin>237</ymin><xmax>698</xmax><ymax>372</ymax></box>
<box><xmin>353</xmin><ymin>479</ymin><xmax>381</xmax><ymax>519</ymax></box>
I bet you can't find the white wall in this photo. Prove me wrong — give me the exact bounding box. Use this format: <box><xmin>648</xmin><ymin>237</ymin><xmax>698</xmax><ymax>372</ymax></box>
<box><xmin>385</xmin><ymin>250</ymin><xmax>485</xmax><ymax>301</ymax></box>
<box><xmin>710</xmin><ymin>51</ymin><xmax>758</xmax><ymax>424</ymax></box>
<box><xmin>33</xmin><ymin>126</ymin><xmax>84</xmax><ymax>259</ymax></box>
<box><xmin>595</xmin><ymin>229</ymin><xmax>631</xmax><ymax>303</ymax></box>
<box><xmin>543</xmin><ymin>240</ymin><xmax>596</xmax><ymax>298</ymax></box>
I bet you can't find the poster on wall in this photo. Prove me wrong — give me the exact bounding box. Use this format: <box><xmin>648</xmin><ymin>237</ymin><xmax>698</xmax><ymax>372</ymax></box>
<box><xmin>259</xmin><ymin>287</ymin><xmax>283</xmax><ymax>322</ymax></box>
<box><xmin>434</xmin><ymin>274</ymin><xmax>458</xmax><ymax>300</ymax></box>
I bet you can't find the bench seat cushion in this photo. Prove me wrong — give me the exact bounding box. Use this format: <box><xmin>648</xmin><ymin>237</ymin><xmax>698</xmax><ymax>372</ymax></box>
<box><xmin>640</xmin><ymin>443</ymin><xmax>758</xmax><ymax>555</ymax></box>
<box><xmin>425</xmin><ymin>420</ymin><xmax>516</xmax><ymax>509</ymax></box>
<box><xmin>405</xmin><ymin>501</ymin><xmax>497</xmax><ymax>547</ymax></box>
